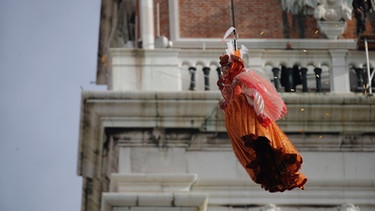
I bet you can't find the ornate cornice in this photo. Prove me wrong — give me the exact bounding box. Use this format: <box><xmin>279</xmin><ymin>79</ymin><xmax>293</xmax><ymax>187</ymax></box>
<box><xmin>77</xmin><ymin>91</ymin><xmax>375</xmax><ymax>178</ymax></box>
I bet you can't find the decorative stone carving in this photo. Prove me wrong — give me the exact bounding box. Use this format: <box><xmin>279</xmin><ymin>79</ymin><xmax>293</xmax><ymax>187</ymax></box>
<box><xmin>260</xmin><ymin>203</ymin><xmax>281</xmax><ymax>211</ymax></box>
<box><xmin>281</xmin><ymin>0</ymin><xmax>353</xmax><ymax>39</ymax></box>
<box><xmin>317</xmin><ymin>20</ymin><xmax>347</xmax><ymax>39</ymax></box>
<box><xmin>314</xmin><ymin>0</ymin><xmax>352</xmax><ymax>39</ymax></box>
<box><xmin>339</xmin><ymin>203</ymin><xmax>360</xmax><ymax>211</ymax></box>
<box><xmin>314</xmin><ymin>0</ymin><xmax>352</xmax><ymax>21</ymax></box>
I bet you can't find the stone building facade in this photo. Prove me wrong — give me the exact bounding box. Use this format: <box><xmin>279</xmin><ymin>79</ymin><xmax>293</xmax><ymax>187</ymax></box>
<box><xmin>78</xmin><ymin>1</ymin><xmax>375</xmax><ymax>211</ymax></box>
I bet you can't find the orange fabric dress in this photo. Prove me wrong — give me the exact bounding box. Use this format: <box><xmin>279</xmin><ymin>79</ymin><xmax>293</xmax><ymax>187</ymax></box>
<box><xmin>218</xmin><ymin>54</ymin><xmax>307</xmax><ymax>192</ymax></box>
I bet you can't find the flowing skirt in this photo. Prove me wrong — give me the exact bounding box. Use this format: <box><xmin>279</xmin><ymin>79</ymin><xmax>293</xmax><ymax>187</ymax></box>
<box><xmin>224</xmin><ymin>94</ymin><xmax>307</xmax><ymax>192</ymax></box>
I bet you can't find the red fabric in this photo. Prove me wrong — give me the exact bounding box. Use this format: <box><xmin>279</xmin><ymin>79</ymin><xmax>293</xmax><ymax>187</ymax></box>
<box><xmin>218</xmin><ymin>54</ymin><xmax>307</xmax><ymax>192</ymax></box>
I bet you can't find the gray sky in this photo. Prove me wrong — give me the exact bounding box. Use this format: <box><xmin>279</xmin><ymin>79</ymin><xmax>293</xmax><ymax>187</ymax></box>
<box><xmin>0</xmin><ymin>0</ymin><xmax>105</xmax><ymax>210</ymax></box>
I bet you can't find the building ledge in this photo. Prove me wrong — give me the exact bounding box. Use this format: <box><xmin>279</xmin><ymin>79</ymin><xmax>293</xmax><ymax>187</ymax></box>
<box><xmin>78</xmin><ymin>91</ymin><xmax>375</xmax><ymax>178</ymax></box>
<box><xmin>110</xmin><ymin>173</ymin><xmax>198</xmax><ymax>192</ymax></box>
<box><xmin>103</xmin><ymin>173</ymin><xmax>375</xmax><ymax>210</ymax></box>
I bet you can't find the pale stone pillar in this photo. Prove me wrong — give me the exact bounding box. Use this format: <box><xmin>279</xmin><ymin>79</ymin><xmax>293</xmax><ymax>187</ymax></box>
<box><xmin>108</xmin><ymin>48</ymin><xmax>180</xmax><ymax>91</ymax></box>
<box><xmin>140</xmin><ymin>0</ymin><xmax>154</xmax><ymax>49</ymax></box>
<box><xmin>247</xmin><ymin>49</ymin><xmax>264</xmax><ymax>71</ymax></box>
<box><xmin>329</xmin><ymin>49</ymin><xmax>350</xmax><ymax>93</ymax></box>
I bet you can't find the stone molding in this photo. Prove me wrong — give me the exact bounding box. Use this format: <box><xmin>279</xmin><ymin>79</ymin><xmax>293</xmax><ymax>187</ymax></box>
<box><xmin>102</xmin><ymin>173</ymin><xmax>374</xmax><ymax>210</ymax></box>
<box><xmin>190</xmin><ymin>178</ymin><xmax>375</xmax><ymax>206</ymax></box>
<box><xmin>110</xmin><ymin>173</ymin><xmax>198</xmax><ymax>193</ymax></box>
<box><xmin>101</xmin><ymin>192</ymin><xmax>208</xmax><ymax>211</ymax></box>
<box><xmin>77</xmin><ymin>91</ymin><xmax>375</xmax><ymax>178</ymax></box>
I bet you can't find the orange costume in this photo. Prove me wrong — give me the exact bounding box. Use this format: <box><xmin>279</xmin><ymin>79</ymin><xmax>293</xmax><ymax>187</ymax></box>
<box><xmin>217</xmin><ymin>52</ymin><xmax>307</xmax><ymax>192</ymax></box>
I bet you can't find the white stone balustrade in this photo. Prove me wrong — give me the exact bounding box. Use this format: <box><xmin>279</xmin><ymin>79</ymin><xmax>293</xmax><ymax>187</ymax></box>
<box><xmin>108</xmin><ymin>47</ymin><xmax>375</xmax><ymax>93</ymax></box>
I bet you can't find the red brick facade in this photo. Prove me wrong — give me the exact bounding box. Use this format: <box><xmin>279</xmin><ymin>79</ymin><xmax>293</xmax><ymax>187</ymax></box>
<box><xmin>153</xmin><ymin>0</ymin><xmax>375</xmax><ymax>39</ymax></box>
<box><xmin>154</xmin><ymin>0</ymin><xmax>170</xmax><ymax>38</ymax></box>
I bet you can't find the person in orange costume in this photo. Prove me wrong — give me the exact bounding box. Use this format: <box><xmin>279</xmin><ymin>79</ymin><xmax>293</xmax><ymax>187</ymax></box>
<box><xmin>217</xmin><ymin>46</ymin><xmax>307</xmax><ymax>192</ymax></box>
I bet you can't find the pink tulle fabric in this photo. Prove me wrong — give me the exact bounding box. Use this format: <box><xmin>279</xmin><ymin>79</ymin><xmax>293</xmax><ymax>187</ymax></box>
<box><xmin>235</xmin><ymin>70</ymin><xmax>287</xmax><ymax>123</ymax></box>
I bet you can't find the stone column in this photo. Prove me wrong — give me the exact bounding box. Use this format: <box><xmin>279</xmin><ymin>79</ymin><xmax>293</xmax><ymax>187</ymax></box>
<box><xmin>272</xmin><ymin>67</ymin><xmax>280</xmax><ymax>91</ymax></box>
<box><xmin>188</xmin><ymin>67</ymin><xmax>197</xmax><ymax>91</ymax></box>
<box><xmin>140</xmin><ymin>0</ymin><xmax>154</xmax><ymax>49</ymax></box>
<box><xmin>202</xmin><ymin>67</ymin><xmax>210</xmax><ymax>90</ymax></box>
<box><xmin>282</xmin><ymin>66</ymin><xmax>294</xmax><ymax>92</ymax></box>
<box><xmin>314</xmin><ymin>67</ymin><xmax>322</xmax><ymax>92</ymax></box>
<box><xmin>329</xmin><ymin>50</ymin><xmax>350</xmax><ymax>93</ymax></box>
<box><xmin>300</xmin><ymin>67</ymin><xmax>308</xmax><ymax>92</ymax></box>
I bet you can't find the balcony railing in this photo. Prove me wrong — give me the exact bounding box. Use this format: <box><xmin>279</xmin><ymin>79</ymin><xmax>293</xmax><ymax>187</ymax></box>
<box><xmin>108</xmin><ymin>48</ymin><xmax>375</xmax><ymax>94</ymax></box>
<box><xmin>178</xmin><ymin>49</ymin><xmax>375</xmax><ymax>93</ymax></box>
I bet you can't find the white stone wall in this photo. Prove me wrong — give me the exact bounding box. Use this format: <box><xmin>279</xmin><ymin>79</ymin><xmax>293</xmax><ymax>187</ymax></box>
<box><xmin>77</xmin><ymin>92</ymin><xmax>375</xmax><ymax>211</ymax></box>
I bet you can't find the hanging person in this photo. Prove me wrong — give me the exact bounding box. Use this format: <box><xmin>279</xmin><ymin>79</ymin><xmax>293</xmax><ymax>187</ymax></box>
<box><xmin>218</xmin><ymin>28</ymin><xmax>307</xmax><ymax>192</ymax></box>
